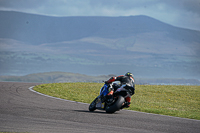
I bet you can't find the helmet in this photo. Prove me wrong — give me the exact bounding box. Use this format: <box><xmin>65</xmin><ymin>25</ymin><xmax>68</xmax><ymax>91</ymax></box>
<box><xmin>125</xmin><ymin>72</ymin><xmax>134</xmax><ymax>78</ymax></box>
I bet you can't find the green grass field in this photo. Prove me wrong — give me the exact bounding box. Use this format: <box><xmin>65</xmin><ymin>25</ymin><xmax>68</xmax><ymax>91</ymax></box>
<box><xmin>34</xmin><ymin>83</ymin><xmax>200</xmax><ymax>120</ymax></box>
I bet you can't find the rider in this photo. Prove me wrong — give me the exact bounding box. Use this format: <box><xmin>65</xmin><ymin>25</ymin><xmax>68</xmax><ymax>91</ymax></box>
<box><xmin>105</xmin><ymin>72</ymin><xmax>135</xmax><ymax>108</ymax></box>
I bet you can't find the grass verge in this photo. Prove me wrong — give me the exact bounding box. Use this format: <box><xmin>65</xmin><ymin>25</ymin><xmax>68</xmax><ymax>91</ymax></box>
<box><xmin>34</xmin><ymin>83</ymin><xmax>200</xmax><ymax>120</ymax></box>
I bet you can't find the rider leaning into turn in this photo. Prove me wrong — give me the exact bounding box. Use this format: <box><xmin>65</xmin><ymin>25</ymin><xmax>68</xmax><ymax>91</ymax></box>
<box><xmin>105</xmin><ymin>72</ymin><xmax>135</xmax><ymax>108</ymax></box>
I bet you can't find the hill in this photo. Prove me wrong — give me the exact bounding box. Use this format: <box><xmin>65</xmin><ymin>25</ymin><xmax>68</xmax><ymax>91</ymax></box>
<box><xmin>0</xmin><ymin>11</ymin><xmax>199</xmax><ymax>79</ymax></box>
<box><xmin>0</xmin><ymin>72</ymin><xmax>115</xmax><ymax>83</ymax></box>
<box><xmin>0</xmin><ymin>72</ymin><xmax>199</xmax><ymax>85</ymax></box>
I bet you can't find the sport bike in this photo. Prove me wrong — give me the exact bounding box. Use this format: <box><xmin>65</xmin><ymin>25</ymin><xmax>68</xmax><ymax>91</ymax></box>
<box><xmin>88</xmin><ymin>82</ymin><xmax>132</xmax><ymax>113</ymax></box>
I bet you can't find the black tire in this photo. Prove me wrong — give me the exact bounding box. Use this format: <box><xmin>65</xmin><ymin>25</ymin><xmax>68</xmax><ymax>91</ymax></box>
<box><xmin>89</xmin><ymin>98</ymin><xmax>97</xmax><ymax>111</ymax></box>
<box><xmin>105</xmin><ymin>95</ymin><xmax>125</xmax><ymax>113</ymax></box>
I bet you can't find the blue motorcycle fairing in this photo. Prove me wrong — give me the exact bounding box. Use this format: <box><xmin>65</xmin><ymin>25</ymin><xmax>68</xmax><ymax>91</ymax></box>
<box><xmin>99</xmin><ymin>84</ymin><xmax>109</xmax><ymax>97</ymax></box>
<box><xmin>95</xmin><ymin>84</ymin><xmax>109</xmax><ymax>110</ymax></box>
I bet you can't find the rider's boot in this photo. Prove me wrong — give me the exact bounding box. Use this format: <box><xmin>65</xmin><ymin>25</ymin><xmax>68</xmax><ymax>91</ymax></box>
<box><xmin>121</xmin><ymin>97</ymin><xmax>131</xmax><ymax>109</ymax></box>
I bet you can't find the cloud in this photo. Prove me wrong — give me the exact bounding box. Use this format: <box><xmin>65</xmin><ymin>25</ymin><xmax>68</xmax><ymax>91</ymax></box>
<box><xmin>0</xmin><ymin>0</ymin><xmax>199</xmax><ymax>30</ymax></box>
<box><xmin>164</xmin><ymin>0</ymin><xmax>200</xmax><ymax>15</ymax></box>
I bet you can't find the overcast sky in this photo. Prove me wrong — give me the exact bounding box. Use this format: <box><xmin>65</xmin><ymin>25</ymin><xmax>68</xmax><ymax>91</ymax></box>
<box><xmin>0</xmin><ymin>0</ymin><xmax>200</xmax><ymax>31</ymax></box>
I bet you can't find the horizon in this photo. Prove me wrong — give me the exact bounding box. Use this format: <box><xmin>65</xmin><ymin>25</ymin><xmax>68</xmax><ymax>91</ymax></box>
<box><xmin>0</xmin><ymin>71</ymin><xmax>200</xmax><ymax>85</ymax></box>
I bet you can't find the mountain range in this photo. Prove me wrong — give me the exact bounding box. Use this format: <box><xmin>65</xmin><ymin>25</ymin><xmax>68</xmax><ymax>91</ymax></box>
<box><xmin>0</xmin><ymin>71</ymin><xmax>199</xmax><ymax>85</ymax></box>
<box><xmin>0</xmin><ymin>11</ymin><xmax>199</xmax><ymax>80</ymax></box>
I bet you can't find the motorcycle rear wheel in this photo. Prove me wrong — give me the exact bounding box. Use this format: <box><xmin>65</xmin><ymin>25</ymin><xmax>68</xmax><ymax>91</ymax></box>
<box><xmin>105</xmin><ymin>95</ymin><xmax>125</xmax><ymax>113</ymax></box>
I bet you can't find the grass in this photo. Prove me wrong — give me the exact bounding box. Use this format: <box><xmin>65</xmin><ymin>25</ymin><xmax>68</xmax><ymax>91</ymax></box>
<box><xmin>34</xmin><ymin>83</ymin><xmax>200</xmax><ymax>120</ymax></box>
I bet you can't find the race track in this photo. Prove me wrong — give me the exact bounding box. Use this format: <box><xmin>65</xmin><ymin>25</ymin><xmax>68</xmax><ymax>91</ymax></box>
<box><xmin>0</xmin><ymin>82</ymin><xmax>199</xmax><ymax>133</ymax></box>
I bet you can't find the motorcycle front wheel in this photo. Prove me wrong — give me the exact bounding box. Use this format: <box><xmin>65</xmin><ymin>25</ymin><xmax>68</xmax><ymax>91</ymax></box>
<box><xmin>89</xmin><ymin>98</ymin><xmax>97</xmax><ymax>111</ymax></box>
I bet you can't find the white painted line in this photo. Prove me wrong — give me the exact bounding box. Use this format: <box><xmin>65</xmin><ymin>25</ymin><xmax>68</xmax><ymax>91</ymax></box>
<box><xmin>28</xmin><ymin>86</ymin><xmax>89</xmax><ymax>105</ymax></box>
<box><xmin>29</xmin><ymin>86</ymin><xmax>200</xmax><ymax>121</ymax></box>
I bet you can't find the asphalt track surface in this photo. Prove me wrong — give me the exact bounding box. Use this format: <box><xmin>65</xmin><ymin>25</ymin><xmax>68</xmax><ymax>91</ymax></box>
<box><xmin>0</xmin><ymin>82</ymin><xmax>199</xmax><ymax>133</ymax></box>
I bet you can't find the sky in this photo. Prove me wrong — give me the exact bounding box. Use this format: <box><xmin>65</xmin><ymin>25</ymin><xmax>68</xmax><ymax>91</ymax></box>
<box><xmin>0</xmin><ymin>0</ymin><xmax>200</xmax><ymax>31</ymax></box>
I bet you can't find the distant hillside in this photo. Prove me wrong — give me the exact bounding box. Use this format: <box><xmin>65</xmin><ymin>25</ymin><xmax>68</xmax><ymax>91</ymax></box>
<box><xmin>0</xmin><ymin>72</ymin><xmax>115</xmax><ymax>83</ymax></box>
<box><xmin>0</xmin><ymin>72</ymin><xmax>199</xmax><ymax>85</ymax></box>
<box><xmin>0</xmin><ymin>11</ymin><xmax>199</xmax><ymax>80</ymax></box>
<box><xmin>0</xmin><ymin>11</ymin><xmax>199</xmax><ymax>45</ymax></box>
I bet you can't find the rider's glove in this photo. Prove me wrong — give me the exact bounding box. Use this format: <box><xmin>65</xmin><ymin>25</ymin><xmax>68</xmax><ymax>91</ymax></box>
<box><xmin>105</xmin><ymin>81</ymin><xmax>109</xmax><ymax>84</ymax></box>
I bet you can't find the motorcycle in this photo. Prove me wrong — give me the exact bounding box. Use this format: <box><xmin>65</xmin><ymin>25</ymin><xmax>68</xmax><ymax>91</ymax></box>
<box><xmin>89</xmin><ymin>82</ymin><xmax>132</xmax><ymax>113</ymax></box>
